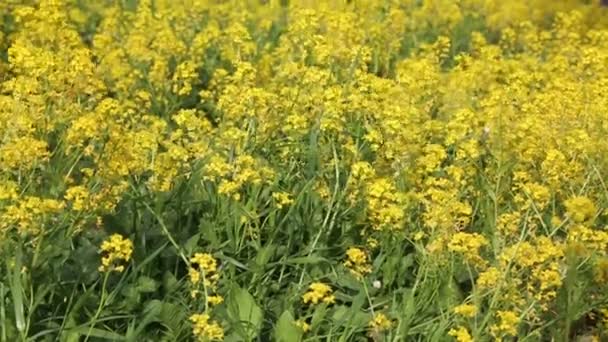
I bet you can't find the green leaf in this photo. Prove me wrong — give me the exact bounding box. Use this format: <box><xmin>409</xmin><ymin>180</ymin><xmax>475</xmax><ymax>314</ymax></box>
<box><xmin>184</xmin><ymin>233</ymin><xmax>200</xmax><ymax>255</ymax></box>
<box><xmin>7</xmin><ymin>248</ymin><xmax>25</xmax><ymax>334</ymax></box>
<box><xmin>310</xmin><ymin>304</ymin><xmax>327</xmax><ymax>329</ymax></box>
<box><xmin>217</xmin><ymin>253</ymin><xmax>249</xmax><ymax>271</ymax></box>
<box><xmin>283</xmin><ymin>255</ymin><xmax>329</xmax><ymax>265</ymax></box>
<box><xmin>121</xmin><ymin>285</ymin><xmax>141</xmax><ymax>310</ymax></box>
<box><xmin>331</xmin><ymin>305</ymin><xmax>349</xmax><ymax>322</ymax></box>
<box><xmin>349</xmin><ymin>310</ymin><xmax>370</xmax><ymax>329</ymax></box>
<box><xmin>335</xmin><ymin>272</ymin><xmax>362</xmax><ymax>291</ymax></box>
<box><xmin>228</xmin><ymin>287</ymin><xmax>263</xmax><ymax>340</ymax></box>
<box><xmin>126</xmin><ymin>300</ymin><xmax>163</xmax><ymax>341</ymax></box>
<box><xmin>398</xmin><ymin>289</ymin><xmax>416</xmax><ymax>336</ymax></box>
<box><xmin>59</xmin><ymin>288</ymin><xmax>94</xmax><ymax>342</ymax></box>
<box><xmin>162</xmin><ymin>271</ymin><xmax>178</xmax><ymax>293</ymax></box>
<box><xmin>136</xmin><ymin>276</ymin><xmax>158</xmax><ymax>293</ymax></box>
<box><xmin>274</xmin><ymin>311</ymin><xmax>302</xmax><ymax>342</ymax></box>
<box><xmin>158</xmin><ymin>301</ymin><xmax>187</xmax><ymax>333</ymax></box>
<box><xmin>222</xmin><ymin>333</ymin><xmax>245</xmax><ymax>342</ymax></box>
<box><xmin>331</xmin><ymin>293</ymin><xmax>369</xmax><ymax>329</ymax></box>
<box><xmin>65</xmin><ymin>326</ymin><xmax>126</xmax><ymax>341</ymax></box>
<box><xmin>438</xmin><ymin>279</ymin><xmax>462</xmax><ymax>311</ymax></box>
<box><xmin>254</xmin><ymin>244</ymin><xmax>276</xmax><ymax>269</ymax></box>
<box><xmin>1</xmin><ymin>282</ymin><xmax>16</xmax><ymax>341</ymax></box>
<box><xmin>199</xmin><ymin>220</ymin><xmax>219</xmax><ymax>246</ymax></box>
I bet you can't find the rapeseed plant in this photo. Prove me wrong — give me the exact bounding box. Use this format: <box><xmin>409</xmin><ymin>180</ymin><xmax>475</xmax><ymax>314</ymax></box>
<box><xmin>1</xmin><ymin>0</ymin><xmax>608</xmax><ymax>340</ymax></box>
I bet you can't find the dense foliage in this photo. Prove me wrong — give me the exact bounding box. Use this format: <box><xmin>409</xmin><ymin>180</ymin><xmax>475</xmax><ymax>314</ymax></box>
<box><xmin>1</xmin><ymin>0</ymin><xmax>608</xmax><ymax>341</ymax></box>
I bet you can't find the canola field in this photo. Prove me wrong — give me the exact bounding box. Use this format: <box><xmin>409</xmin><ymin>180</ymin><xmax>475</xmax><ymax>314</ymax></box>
<box><xmin>2</xmin><ymin>0</ymin><xmax>608</xmax><ymax>341</ymax></box>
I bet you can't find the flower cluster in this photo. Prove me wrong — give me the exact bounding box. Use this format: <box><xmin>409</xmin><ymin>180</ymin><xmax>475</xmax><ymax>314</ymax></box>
<box><xmin>449</xmin><ymin>326</ymin><xmax>473</xmax><ymax>342</ymax></box>
<box><xmin>189</xmin><ymin>253</ymin><xmax>223</xmax><ymax>306</ymax></box>
<box><xmin>368</xmin><ymin>313</ymin><xmax>392</xmax><ymax>335</ymax></box>
<box><xmin>189</xmin><ymin>313</ymin><xmax>224</xmax><ymax>341</ymax></box>
<box><xmin>302</xmin><ymin>282</ymin><xmax>335</xmax><ymax>306</ymax></box>
<box><xmin>99</xmin><ymin>234</ymin><xmax>133</xmax><ymax>273</ymax></box>
<box><xmin>344</xmin><ymin>247</ymin><xmax>372</xmax><ymax>279</ymax></box>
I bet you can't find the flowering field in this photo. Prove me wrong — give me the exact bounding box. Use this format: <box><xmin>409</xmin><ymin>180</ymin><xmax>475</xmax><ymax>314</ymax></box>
<box><xmin>2</xmin><ymin>0</ymin><xmax>608</xmax><ymax>341</ymax></box>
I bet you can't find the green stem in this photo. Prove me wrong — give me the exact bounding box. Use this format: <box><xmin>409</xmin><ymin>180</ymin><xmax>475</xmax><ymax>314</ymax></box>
<box><xmin>128</xmin><ymin>182</ymin><xmax>189</xmax><ymax>265</ymax></box>
<box><xmin>84</xmin><ymin>272</ymin><xmax>110</xmax><ymax>342</ymax></box>
<box><xmin>142</xmin><ymin>201</ymin><xmax>189</xmax><ymax>265</ymax></box>
<box><xmin>1</xmin><ymin>282</ymin><xmax>6</xmax><ymax>342</ymax></box>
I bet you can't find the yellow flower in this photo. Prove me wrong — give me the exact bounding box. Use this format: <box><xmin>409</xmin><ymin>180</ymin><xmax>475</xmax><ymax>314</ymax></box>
<box><xmin>189</xmin><ymin>253</ymin><xmax>220</xmax><ymax>288</ymax></box>
<box><xmin>190</xmin><ymin>313</ymin><xmax>224</xmax><ymax>341</ymax></box>
<box><xmin>207</xmin><ymin>295</ymin><xmax>224</xmax><ymax>306</ymax></box>
<box><xmin>64</xmin><ymin>185</ymin><xmax>91</xmax><ymax>211</ymax></box>
<box><xmin>1</xmin><ymin>196</ymin><xmax>65</xmax><ymax>235</ymax></box>
<box><xmin>477</xmin><ymin>267</ymin><xmax>501</xmax><ymax>289</ymax></box>
<box><xmin>0</xmin><ymin>181</ymin><xmax>18</xmax><ymax>201</ymax></box>
<box><xmin>365</xmin><ymin>177</ymin><xmax>406</xmax><ymax>231</ymax></box>
<box><xmin>295</xmin><ymin>319</ymin><xmax>310</xmax><ymax>333</ymax></box>
<box><xmin>453</xmin><ymin>304</ymin><xmax>478</xmax><ymax>318</ymax></box>
<box><xmin>366</xmin><ymin>237</ymin><xmax>379</xmax><ymax>250</ymax></box>
<box><xmin>497</xmin><ymin>212</ymin><xmax>521</xmax><ymax>236</ymax></box>
<box><xmin>191</xmin><ymin>253</ymin><xmax>218</xmax><ymax>274</ymax></box>
<box><xmin>368</xmin><ymin>313</ymin><xmax>392</xmax><ymax>332</ymax></box>
<box><xmin>172</xmin><ymin>61</ymin><xmax>199</xmax><ymax>96</ymax></box>
<box><xmin>99</xmin><ymin>234</ymin><xmax>133</xmax><ymax>273</ymax></box>
<box><xmin>490</xmin><ymin>310</ymin><xmax>520</xmax><ymax>337</ymax></box>
<box><xmin>272</xmin><ymin>191</ymin><xmax>294</xmax><ymax>209</ymax></box>
<box><xmin>0</xmin><ymin>136</ymin><xmax>49</xmax><ymax>171</ymax></box>
<box><xmin>448</xmin><ymin>232</ymin><xmax>488</xmax><ymax>266</ymax></box>
<box><xmin>351</xmin><ymin>161</ymin><xmax>376</xmax><ymax>181</ymax></box>
<box><xmin>344</xmin><ymin>247</ymin><xmax>372</xmax><ymax>278</ymax></box>
<box><xmin>564</xmin><ymin>196</ymin><xmax>596</xmax><ymax>223</ymax></box>
<box><xmin>600</xmin><ymin>308</ymin><xmax>608</xmax><ymax>325</ymax></box>
<box><xmin>594</xmin><ymin>258</ymin><xmax>608</xmax><ymax>284</ymax></box>
<box><xmin>449</xmin><ymin>326</ymin><xmax>473</xmax><ymax>342</ymax></box>
<box><xmin>314</xmin><ymin>180</ymin><xmax>331</xmax><ymax>200</ymax></box>
<box><xmin>302</xmin><ymin>282</ymin><xmax>335</xmax><ymax>305</ymax></box>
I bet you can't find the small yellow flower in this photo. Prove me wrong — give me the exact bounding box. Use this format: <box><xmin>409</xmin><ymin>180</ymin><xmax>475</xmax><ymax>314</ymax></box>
<box><xmin>564</xmin><ymin>196</ymin><xmax>596</xmax><ymax>223</ymax></box>
<box><xmin>449</xmin><ymin>326</ymin><xmax>474</xmax><ymax>342</ymax></box>
<box><xmin>368</xmin><ymin>313</ymin><xmax>392</xmax><ymax>332</ymax></box>
<box><xmin>344</xmin><ymin>247</ymin><xmax>372</xmax><ymax>278</ymax></box>
<box><xmin>600</xmin><ymin>308</ymin><xmax>608</xmax><ymax>325</ymax></box>
<box><xmin>295</xmin><ymin>319</ymin><xmax>310</xmax><ymax>333</ymax></box>
<box><xmin>207</xmin><ymin>295</ymin><xmax>224</xmax><ymax>306</ymax></box>
<box><xmin>190</xmin><ymin>313</ymin><xmax>224</xmax><ymax>341</ymax></box>
<box><xmin>64</xmin><ymin>185</ymin><xmax>91</xmax><ymax>211</ymax></box>
<box><xmin>366</xmin><ymin>237</ymin><xmax>379</xmax><ymax>250</ymax></box>
<box><xmin>454</xmin><ymin>303</ymin><xmax>478</xmax><ymax>318</ymax></box>
<box><xmin>272</xmin><ymin>191</ymin><xmax>294</xmax><ymax>209</ymax></box>
<box><xmin>0</xmin><ymin>181</ymin><xmax>18</xmax><ymax>201</ymax></box>
<box><xmin>550</xmin><ymin>215</ymin><xmax>562</xmax><ymax>228</ymax></box>
<box><xmin>314</xmin><ymin>181</ymin><xmax>331</xmax><ymax>200</ymax></box>
<box><xmin>477</xmin><ymin>267</ymin><xmax>501</xmax><ymax>289</ymax></box>
<box><xmin>302</xmin><ymin>282</ymin><xmax>335</xmax><ymax>305</ymax></box>
<box><xmin>448</xmin><ymin>232</ymin><xmax>488</xmax><ymax>266</ymax></box>
<box><xmin>490</xmin><ymin>310</ymin><xmax>519</xmax><ymax>337</ymax></box>
<box><xmin>98</xmin><ymin>234</ymin><xmax>133</xmax><ymax>273</ymax></box>
<box><xmin>189</xmin><ymin>253</ymin><xmax>219</xmax><ymax>287</ymax></box>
